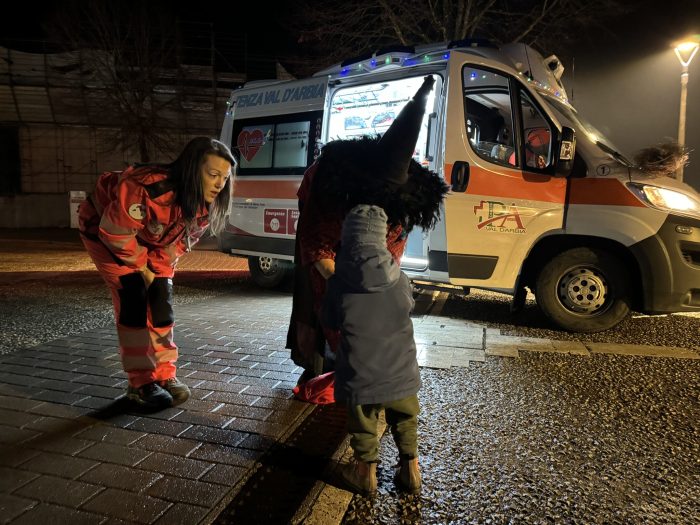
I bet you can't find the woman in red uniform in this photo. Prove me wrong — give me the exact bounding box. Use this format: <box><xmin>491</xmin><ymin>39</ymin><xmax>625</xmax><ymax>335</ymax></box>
<box><xmin>79</xmin><ymin>137</ymin><xmax>235</xmax><ymax>411</ymax></box>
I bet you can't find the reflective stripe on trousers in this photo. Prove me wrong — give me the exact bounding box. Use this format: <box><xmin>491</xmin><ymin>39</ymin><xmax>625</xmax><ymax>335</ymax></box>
<box><xmin>81</xmin><ymin>234</ymin><xmax>177</xmax><ymax>388</ymax></box>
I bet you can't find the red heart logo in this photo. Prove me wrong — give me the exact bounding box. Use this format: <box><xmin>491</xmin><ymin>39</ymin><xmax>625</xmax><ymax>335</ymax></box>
<box><xmin>237</xmin><ymin>129</ymin><xmax>265</xmax><ymax>162</ymax></box>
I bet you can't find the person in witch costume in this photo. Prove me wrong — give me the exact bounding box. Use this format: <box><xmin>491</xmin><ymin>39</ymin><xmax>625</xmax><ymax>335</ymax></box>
<box><xmin>286</xmin><ymin>75</ymin><xmax>449</xmax><ymax>384</ymax></box>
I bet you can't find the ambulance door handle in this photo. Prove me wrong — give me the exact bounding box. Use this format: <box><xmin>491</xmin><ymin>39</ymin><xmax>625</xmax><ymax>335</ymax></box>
<box><xmin>451</xmin><ymin>161</ymin><xmax>470</xmax><ymax>192</ymax></box>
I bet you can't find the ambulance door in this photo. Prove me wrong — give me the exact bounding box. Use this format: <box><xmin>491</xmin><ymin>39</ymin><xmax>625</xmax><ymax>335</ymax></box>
<box><xmin>442</xmin><ymin>53</ymin><xmax>568</xmax><ymax>290</ymax></box>
<box><xmin>325</xmin><ymin>74</ymin><xmax>443</xmax><ymax>275</ymax></box>
<box><xmin>401</xmin><ymin>74</ymin><xmax>444</xmax><ymax>275</ymax></box>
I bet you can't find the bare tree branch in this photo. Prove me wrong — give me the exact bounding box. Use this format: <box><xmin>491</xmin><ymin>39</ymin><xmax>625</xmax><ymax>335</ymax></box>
<box><xmin>46</xmin><ymin>0</ymin><xmax>184</xmax><ymax>162</ymax></box>
<box><xmin>278</xmin><ymin>0</ymin><xmax>634</xmax><ymax>77</ymax></box>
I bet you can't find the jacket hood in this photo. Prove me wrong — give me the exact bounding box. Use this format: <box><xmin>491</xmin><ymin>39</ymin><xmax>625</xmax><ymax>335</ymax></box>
<box><xmin>335</xmin><ymin>205</ymin><xmax>401</xmax><ymax>292</ymax></box>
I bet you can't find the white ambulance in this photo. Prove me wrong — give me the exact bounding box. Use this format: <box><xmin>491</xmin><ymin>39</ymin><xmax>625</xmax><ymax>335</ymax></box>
<box><xmin>219</xmin><ymin>40</ymin><xmax>700</xmax><ymax>333</ymax></box>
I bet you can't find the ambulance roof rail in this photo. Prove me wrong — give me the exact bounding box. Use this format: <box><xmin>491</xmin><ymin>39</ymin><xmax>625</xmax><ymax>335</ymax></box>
<box><xmin>313</xmin><ymin>39</ymin><xmax>502</xmax><ymax>79</ymax></box>
<box><xmin>314</xmin><ymin>44</ymin><xmax>436</xmax><ymax>77</ymax></box>
<box><xmin>341</xmin><ymin>52</ymin><xmax>375</xmax><ymax>67</ymax></box>
<box><xmin>448</xmin><ymin>38</ymin><xmax>498</xmax><ymax>49</ymax></box>
<box><xmin>374</xmin><ymin>44</ymin><xmax>415</xmax><ymax>56</ymax></box>
<box><xmin>413</xmin><ymin>42</ymin><xmax>451</xmax><ymax>54</ymax></box>
<box><xmin>241</xmin><ymin>79</ymin><xmax>286</xmax><ymax>89</ymax></box>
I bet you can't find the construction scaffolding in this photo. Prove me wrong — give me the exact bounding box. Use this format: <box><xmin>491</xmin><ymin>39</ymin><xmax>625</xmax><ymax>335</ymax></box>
<box><xmin>0</xmin><ymin>45</ymin><xmax>245</xmax><ymax>193</ymax></box>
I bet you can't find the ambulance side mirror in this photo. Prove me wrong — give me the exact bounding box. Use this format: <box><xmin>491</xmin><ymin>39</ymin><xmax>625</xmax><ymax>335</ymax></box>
<box><xmin>556</xmin><ymin>126</ymin><xmax>576</xmax><ymax>177</ymax></box>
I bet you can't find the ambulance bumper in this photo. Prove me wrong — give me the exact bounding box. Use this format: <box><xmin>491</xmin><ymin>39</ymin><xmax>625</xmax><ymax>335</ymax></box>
<box><xmin>631</xmin><ymin>214</ymin><xmax>700</xmax><ymax>313</ymax></box>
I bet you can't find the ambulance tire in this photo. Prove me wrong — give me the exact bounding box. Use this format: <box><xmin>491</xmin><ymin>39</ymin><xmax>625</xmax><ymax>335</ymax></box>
<box><xmin>248</xmin><ymin>256</ymin><xmax>293</xmax><ymax>289</ymax></box>
<box><xmin>535</xmin><ymin>247</ymin><xmax>631</xmax><ymax>333</ymax></box>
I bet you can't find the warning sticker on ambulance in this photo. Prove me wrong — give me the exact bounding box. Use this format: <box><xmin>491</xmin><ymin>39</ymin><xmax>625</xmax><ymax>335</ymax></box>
<box><xmin>264</xmin><ymin>209</ymin><xmax>287</xmax><ymax>234</ymax></box>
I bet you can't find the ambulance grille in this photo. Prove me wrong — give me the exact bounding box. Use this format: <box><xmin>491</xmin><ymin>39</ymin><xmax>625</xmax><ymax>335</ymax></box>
<box><xmin>680</xmin><ymin>250</ymin><xmax>699</xmax><ymax>267</ymax></box>
<box><xmin>680</xmin><ymin>243</ymin><xmax>700</xmax><ymax>267</ymax></box>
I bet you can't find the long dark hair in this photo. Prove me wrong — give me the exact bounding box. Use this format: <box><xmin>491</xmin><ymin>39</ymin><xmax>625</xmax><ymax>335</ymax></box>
<box><xmin>168</xmin><ymin>137</ymin><xmax>236</xmax><ymax>236</ymax></box>
<box><xmin>312</xmin><ymin>137</ymin><xmax>448</xmax><ymax>233</ymax></box>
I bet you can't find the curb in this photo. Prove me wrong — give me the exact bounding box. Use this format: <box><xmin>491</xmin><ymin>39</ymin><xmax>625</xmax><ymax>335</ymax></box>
<box><xmin>293</xmin><ymin>411</ymin><xmax>389</xmax><ymax>525</ymax></box>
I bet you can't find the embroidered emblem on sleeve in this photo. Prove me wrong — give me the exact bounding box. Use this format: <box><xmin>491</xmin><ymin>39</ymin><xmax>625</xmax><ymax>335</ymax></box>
<box><xmin>147</xmin><ymin>221</ymin><xmax>165</xmax><ymax>236</ymax></box>
<box><xmin>128</xmin><ymin>203</ymin><xmax>146</xmax><ymax>220</ymax></box>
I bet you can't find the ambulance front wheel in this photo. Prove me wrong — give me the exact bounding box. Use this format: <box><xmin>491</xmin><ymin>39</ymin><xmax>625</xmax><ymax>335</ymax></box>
<box><xmin>248</xmin><ymin>256</ymin><xmax>293</xmax><ymax>288</ymax></box>
<box><xmin>535</xmin><ymin>247</ymin><xmax>631</xmax><ymax>333</ymax></box>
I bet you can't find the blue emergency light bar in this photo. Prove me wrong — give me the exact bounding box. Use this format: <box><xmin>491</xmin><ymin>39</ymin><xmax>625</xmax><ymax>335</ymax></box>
<box><xmin>322</xmin><ymin>38</ymin><xmax>498</xmax><ymax>77</ymax></box>
<box><xmin>323</xmin><ymin>49</ymin><xmax>452</xmax><ymax>78</ymax></box>
<box><xmin>319</xmin><ymin>39</ymin><xmax>500</xmax><ymax>79</ymax></box>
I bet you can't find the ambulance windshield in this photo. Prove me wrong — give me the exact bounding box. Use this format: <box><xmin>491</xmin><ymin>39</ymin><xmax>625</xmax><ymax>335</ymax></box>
<box><xmin>545</xmin><ymin>96</ymin><xmax>633</xmax><ymax>166</ymax></box>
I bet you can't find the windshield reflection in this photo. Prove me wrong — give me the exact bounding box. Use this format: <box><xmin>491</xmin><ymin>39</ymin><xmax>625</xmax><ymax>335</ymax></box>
<box><xmin>544</xmin><ymin>95</ymin><xmax>633</xmax><ymax>166</ymax></box>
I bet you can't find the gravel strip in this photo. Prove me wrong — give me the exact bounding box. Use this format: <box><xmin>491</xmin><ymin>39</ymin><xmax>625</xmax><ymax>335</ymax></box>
<box><xmin>441</xmin><ymin>290</ymin><xmax>699</xmax><ymax>349</ymax></box>
<box><xmin>0</xmin><ymin>273</ymin><xmax>250</xmax><ymax>354</ymax></box>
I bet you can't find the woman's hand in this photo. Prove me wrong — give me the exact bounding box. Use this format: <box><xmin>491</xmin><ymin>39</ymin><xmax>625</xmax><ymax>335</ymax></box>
<box><xmin>140</xmin><ymin>266</ymin><xmax>156</xmax><ymax>288</ymax></box>
<box><xmin>314</xmin><ymin>258</ymin><xmax>335</xmax><ymax>280</ymax></box>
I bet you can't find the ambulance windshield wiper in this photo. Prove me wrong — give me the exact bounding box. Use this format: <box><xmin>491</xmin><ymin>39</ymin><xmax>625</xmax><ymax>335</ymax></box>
<box><xmin>595</xmin><ymin>140</ymin><xmax>633</xmax><ymax>168</ymax></box>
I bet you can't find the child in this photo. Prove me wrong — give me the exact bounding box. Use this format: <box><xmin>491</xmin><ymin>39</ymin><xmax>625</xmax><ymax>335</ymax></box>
<box><xmin>321</xmin><ymin>204</ymin><xmax>421</xmax><ymax>495</ymax></box>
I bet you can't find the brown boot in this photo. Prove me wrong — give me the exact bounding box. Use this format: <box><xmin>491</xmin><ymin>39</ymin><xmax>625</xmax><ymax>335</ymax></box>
<box><xmin>339</xmin><ymin>457</ymin><xmax>377</xmax><ymax>495</ymax></box>
<box><xmin>394</xmin><ymin>457</ymin><xmax>421</xmax><ymax>494</ymax></box>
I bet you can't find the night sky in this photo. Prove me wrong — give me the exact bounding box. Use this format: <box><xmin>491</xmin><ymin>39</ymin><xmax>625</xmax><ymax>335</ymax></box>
<box><xmin>2</xmin><ymin>0</ymin><xmax>700</xmax><ymax>189</ymax></box>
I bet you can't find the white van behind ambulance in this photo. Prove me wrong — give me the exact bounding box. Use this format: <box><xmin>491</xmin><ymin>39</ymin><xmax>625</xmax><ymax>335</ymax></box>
<box><xmin>219</xmin><ymin>40</ymin><xmax>700</xmax><ymax>333</ymax></box>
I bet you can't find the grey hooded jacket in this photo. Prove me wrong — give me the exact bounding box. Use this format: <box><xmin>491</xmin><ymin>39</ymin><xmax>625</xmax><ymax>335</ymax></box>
<box><xmin>321</xmin><ymin>205</ymin><xmax>420</xmax><ymax>406</ymax></box>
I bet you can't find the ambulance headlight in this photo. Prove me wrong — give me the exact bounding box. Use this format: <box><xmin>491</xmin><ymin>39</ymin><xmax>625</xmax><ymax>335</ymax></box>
<box><xmin>628</xmin><ymin>183</ymin><xmax>700</xmax><ymax>217</ymax></box>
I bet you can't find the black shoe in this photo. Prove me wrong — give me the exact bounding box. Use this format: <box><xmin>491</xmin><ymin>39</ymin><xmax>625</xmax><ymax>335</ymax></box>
<box><xmin>159</xmin><ymin>377</ymin><xmax>190</xmax><ymax>405</ymax></box>
<box><xmin>126</xmin><ymin>382</ymin><xmax>173</xmax><ymax>411</ymax></box>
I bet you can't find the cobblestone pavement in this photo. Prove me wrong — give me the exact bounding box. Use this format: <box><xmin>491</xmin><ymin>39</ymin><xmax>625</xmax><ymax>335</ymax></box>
<box><xmin>1</xmin><ymin>229</ymin><xmax>699</xmax><ymax>524</ymax></box>
<box><xmin>0</xmin><ymin>289</ymin><xmax>314</xmax><ymax>524</ymax></box>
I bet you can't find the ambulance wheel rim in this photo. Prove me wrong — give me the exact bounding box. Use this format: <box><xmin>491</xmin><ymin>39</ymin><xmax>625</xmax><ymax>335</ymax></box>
<box><xmin>258</xmin><ymin>257</ymin><xmax>274</xmax><ymax>274</ymax></box>
<box><xmin>557</xmin><ymin>266</ymin><xmax>608</xmax><ymax>315</ymax></box>
<box><xmin>247</xmin><ymin>256</ymin><xmax>293</xmax><ymax>289</ymax></box>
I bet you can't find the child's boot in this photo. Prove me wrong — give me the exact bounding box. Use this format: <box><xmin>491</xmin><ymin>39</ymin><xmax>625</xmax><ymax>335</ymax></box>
<box><xmin>339</xmin><ymin>457</ymin><xmax>377</xmax><ymax>495</ymax></box>
<box><xmin>394</xmin><ymin>456</ymin><xmax>421</xmax><ymax>494</ymax></box>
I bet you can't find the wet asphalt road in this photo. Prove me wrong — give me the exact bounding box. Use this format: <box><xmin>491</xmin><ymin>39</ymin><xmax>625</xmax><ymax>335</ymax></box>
<box><xmin>1</xmin><ymin>236</ymin><xmax>699</xmax><ymax>524</ymax></box>
<box><xmin>442</xmin><ymin>289</ymin><xmax>700</xmax><ymax>349</ymax></box>
<box><xmin>3</xmin><ymin>274</ymin><xmax>699</xmax><ymax>355</ymax></box>
<box><xmin>2</xmin><ymin>274</ymin><xmax>699</xmax><ymax>524</ymax></box>
<box><xmin>344</xmin><ymin>356</ymin><xmax>700</xmax><ymax>525</ymax></box>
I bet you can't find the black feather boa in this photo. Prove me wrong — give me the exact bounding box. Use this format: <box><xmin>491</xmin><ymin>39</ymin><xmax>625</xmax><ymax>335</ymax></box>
<box><xmin>311</xmin><ymin>137</ymin><xmax>449</xmax><ymax>233</ymax></box>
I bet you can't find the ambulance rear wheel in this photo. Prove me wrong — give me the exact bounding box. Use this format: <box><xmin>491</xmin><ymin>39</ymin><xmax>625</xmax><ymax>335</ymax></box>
<box><xmin>248</xmin><ymin>256</ymin><xmax>293</xmax><ymax>288</ymax></box>
<box><xmin>535</xmin><ymin>247</ymin><xmax>631</xmax><ymax>333</ymax></box>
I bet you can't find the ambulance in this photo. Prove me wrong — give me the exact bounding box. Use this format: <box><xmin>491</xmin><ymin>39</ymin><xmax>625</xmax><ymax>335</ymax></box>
<box><xmin>218</xmin><ymin>40</ymin><xmax>700</xmax><ymax>333</ymax></box>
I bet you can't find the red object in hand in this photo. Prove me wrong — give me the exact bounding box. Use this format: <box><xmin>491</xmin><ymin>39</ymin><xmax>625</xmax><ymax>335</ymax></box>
<box><xmin>293</xmin><ymin>371</ymin><xmax>336</xmax><ymax>405</ymax></box>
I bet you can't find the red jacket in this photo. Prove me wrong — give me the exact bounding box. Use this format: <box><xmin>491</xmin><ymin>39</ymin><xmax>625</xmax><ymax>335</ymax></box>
<box><xmin>296</xmin><ymin>163</ymin><xmax>406</xmax><ymax>267</ymax></box>
<box><xmin>81</xmin><ymin>166</ymin><xmax>209</xmax><ymax>274</ymax></box>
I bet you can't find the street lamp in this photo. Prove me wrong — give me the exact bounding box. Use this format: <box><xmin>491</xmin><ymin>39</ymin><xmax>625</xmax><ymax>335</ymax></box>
<box><xmin>674</xmin><ymin>39</ymin><xmax>699</xmax><ymax>182</ymax></box>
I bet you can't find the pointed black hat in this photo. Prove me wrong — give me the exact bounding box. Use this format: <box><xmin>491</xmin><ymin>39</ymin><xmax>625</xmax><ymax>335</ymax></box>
<box><xmin>375</xmin><ymin>75</ymin><xmax>435</xmax><ymax>187</ymax></box>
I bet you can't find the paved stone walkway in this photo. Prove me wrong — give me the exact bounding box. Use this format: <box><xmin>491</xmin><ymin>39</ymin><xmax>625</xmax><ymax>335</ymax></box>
<box><xmin>0</xmin><ymin>290</ymin><xmax>311</xmax><ymax>524</ymax></box>
<box><xmin>2</xmin><ymin>288</ymin><xmax>697</xmax><ymax>524</ymax></box>
<box><xmin>1</xmin><ymin>230</ymin><xmax>698</xmax><ymax>524</ymax></box>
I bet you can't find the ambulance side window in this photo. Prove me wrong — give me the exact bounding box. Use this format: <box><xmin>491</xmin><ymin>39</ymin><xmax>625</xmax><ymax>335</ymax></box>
<box><xmin>463</xmin><ymin>67</ymin><xmax>516</xmax><ymax>168</ymax></box>
<box><xmin>233</xmin><ymin>111</ymin><xmax>323</xmax><ymax>176</ymax></box>
<box><xmin>518</xmin><ymin>89</ymin><xmax>553</xmax><ymax>172</ymax></box>
<box><xmin>237</xmin><ymin>122</ymin><xmax>310</xmax><ymax>170</ymax></box>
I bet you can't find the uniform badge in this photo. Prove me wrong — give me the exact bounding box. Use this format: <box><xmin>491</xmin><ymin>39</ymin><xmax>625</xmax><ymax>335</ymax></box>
<box><xmin>128</xmin><ymin>203</ymin><xmax>146</xmax><ymax>220</ymax></box>
<box><xmin>147</xmin><ymin>221</ymin><xmax>164</xmax><ymax>236</ymax></box>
